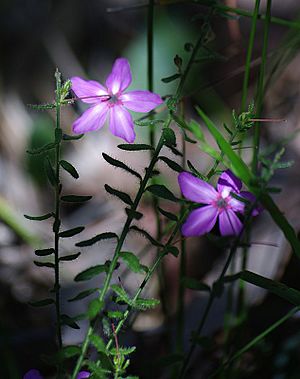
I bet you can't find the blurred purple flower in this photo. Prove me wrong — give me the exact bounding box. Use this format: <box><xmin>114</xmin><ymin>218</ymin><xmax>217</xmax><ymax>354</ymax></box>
<box><xmin>71</xmin><ymin>58</ymin><xmax>163</xmax><ymax>143</ymax></box>
<box><xmin>23</xmin><ymin>369</ymin><xmax>90</xmax><ymax>379</ymax></box>
<box><xmin>178</xmin><ymin>170</ymin><xmax>259</xmax><ymax>237</ymax></box>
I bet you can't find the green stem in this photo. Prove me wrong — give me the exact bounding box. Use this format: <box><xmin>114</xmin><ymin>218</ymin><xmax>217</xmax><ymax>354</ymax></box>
<box><xmin>241</xmin><ymin>0</ymin><xmax>261</xmax><ymax>113</ymax></box>
<box><xmin>209</xmin><ymin>306</ymin><xmax>300</xmax><ymax>378</ymax></box>
<box><xmin>105</xmin><ymin>208</ymin><xmax>190</xmax><ymax>352</ymax></box>
<box><xmin>54</xmin><ymin>69</ymin><xmax>63</xmax><ymax>350</ymax></box>
<box><xmin>178</xmin><ymin>202</ymin><xmax>257</xmax><ymax>379</ymax></box>
<box><xmin>71</xmin><ymin>133</ymin><xmax>166</xmax><ymax>379</ymax></box>
<box><xmin>252</xmin><ymin>0</ymin><xmax>272</xmax><ymax>174</ymax></box>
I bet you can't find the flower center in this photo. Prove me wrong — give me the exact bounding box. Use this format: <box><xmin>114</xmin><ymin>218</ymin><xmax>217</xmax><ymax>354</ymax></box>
<box><xmin>107</xmin><ymin>94</ymin><xmax>122</xmax><ymax>108</ymax></box>
<box><xmin>213</xmin><ymin>195</ymin><xmax>231</xmax><ymax>213</ymax></box>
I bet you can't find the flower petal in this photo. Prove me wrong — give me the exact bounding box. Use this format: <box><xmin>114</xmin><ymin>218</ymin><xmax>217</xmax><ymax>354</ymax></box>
<box><xmin>178</xmin><ymin>172</ymin><xmax>217</xmax><ymax>204</ymax></box>
<box><xmin>71</xmin><ymin>77</ymin><xmax>108</xmax><ymax>103</ymax></box>
<box><xmin>219</xmin><ymin>209</ymin><xmax>243</xmax><ymax>236</ymax></box>
<box><xmin>72</xmin><ymin>103</ymin><xmax>108</xmax><ymax>134</ymax></box>
<box><xmin>23</xmin><ymin>369</ymin><xmax>43</xmax><ymax>379</ymax></box>
<box><xmin>240</xmin><ymin>191</ymin><xmax>262</xmax><ymax>216</ymax></box>
<box><xmin>77</xmin><ymin>372</ymin><xmax>90</xmax><ymax>379</ymax></box>
<box><xmin>120</xmin><ymin>90</ymin><xmax>163</xmax><ymax>112</ymax></box>
<box><xmin>182</xmin><ymin>205</ymin><xmax>218</xmax><ymax>236</ymax></box>
<box><xmin>109</xmin><ymin>105</ymin><xmax>135</xmax><ymax>143</ymax></box>
<box><xmin>106</xmin><ymin>58</ymin><xmax>132</xmax><ymax>94</ymax></box>
<box><xmin>217</xmin><ymin>169</ymin><xmax>242</xmax><ymax>197</ymax></box>
<box><xmin>228</xmin><ymin>196</ymin><xmax>245</xmax><ymax>214</ymax></box>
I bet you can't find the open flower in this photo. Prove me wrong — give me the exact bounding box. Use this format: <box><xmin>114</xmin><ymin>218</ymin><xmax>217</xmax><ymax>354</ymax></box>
<box><xmin>178</xmin><ymin>170</ymin><xmax>259</xmax><ymax>237</ymax></box>
<box><xmin>71</xmin><ymin>58</ymin><xmax>163</xmax><ymax>143</ymax></box>
<box><xmin>23</xmin><ymin>369</ymin><xmax>90</xmax><ymax>379</ymax></box>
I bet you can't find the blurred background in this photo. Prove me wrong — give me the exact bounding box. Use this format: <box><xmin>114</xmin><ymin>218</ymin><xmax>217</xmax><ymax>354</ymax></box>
<box><xmin>2</xmin><ymin>0</ymin><xmax>300</xmax><ymax>378</ymax></box>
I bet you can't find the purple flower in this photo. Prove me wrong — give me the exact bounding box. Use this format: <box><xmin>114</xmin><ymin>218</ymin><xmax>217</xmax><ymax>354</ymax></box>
<box><xmin>71</xmin><ymin>58</ymin><xmax>163</xmax><ymax>143</ymax></box>
<box><xmin>178</xmin><ymin>170</ymin><xmax>259</xmax><ymax>237</ymax></box>
<box><xmin>23</xmin><ymin>369</ymin><xmax>90</xmax><ymax>379</ymax></box>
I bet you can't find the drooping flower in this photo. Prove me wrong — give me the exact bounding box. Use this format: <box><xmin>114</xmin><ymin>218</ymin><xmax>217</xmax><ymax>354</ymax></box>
<box><xmin>71</xmin><ymin>58</ymin><xmax>163</xmax><ymax>143</ymax></box>
<box><xmin>23</xmin><ymin>369</ymin><xmax>90</xmax><ymax>379</ymax></box>
<box><xmin>178</xmin><ymin>170</ymin><xmax>259</xmax><ymax>237</ymax></box>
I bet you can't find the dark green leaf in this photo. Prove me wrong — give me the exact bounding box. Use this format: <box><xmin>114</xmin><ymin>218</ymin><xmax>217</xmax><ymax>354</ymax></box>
<box><xmin>60</xmin><ymin>314</ymin><xmax>80</xmax><ymax>329</ymax></box>
<box><xmin>134</xmin><ymin>119</ymin><xmax>164</xmax><ymax>127</ymax></box>
<box><xmin>159</xmin><ymin>156</ymin><xmax>184</xmax><ymax>172</ymax></box>
<box><xmin>110</xmin><ymin>346</ymin><xmax>136</xmax><ymax>356</ymax></box>
<box><xmin>146</xmin><ymin>184</ymin><xmax>179</xmax><ymax>202</ymax></box>
<box><xmin>88</xmin><ymin>299</ymin><xmax>104</xmax><ymax>320</ymax></box>
<box><xmin>104</xmin><ymin>184</ymin><xmax>133</xmax><ymax>206</ymax></box>
<box><xmin>117</xmin><ymin>144</ymin><xmax>154</xmax><ymax>151</ymax></box>
<box><xmin>61</xmin><ymin>195</ymin><xmax>92</xmax><ymax>203</ymax></box>
<box><xmin>162</xmin><ymin>128</ymin><xmax>176</xmax><ymax>147</ymax></box>
<box><xmin>166</xmin><ymin>145</ymin><xmax>183</xmax><ymax>157</ymax></box>
<box><xmin>76</xmin><ymin>232</ymin><xmax>118</xmax><ymax>247</ymax></box>
<box><xmin>182</xmin><ymin>277</ymin><xmax>211</xmax><ymax>292</ymax></box>
<box><xmin>107</xmin><ymin>311</ymin><xmax>124</xmax><ymax>319</ymax></box>
<box><xmin>241</xmin><ymin>270</ymin><xmax>300</xmax><ymax>305</ymax></box>
<box><xmin>45</xmin><ymin>157</ymin><xmax>57</xmax><ymax>186</ymax></box>
<box><xmin>187</xmin><ymin>160</ymin><xmax>206</xmax><ymax>180</ymax></box>
<box><xmin>59</xmin><ymin>252</ymin><xmax>81</xmax><ymax>261</ymax></box>
<box><xmin>120</xmin><ymin>251</ymin><xmax>144</xmax><ymax>273</ymax></box>
<box><xmin>165</xmin><ymin>245</ymin><xmax>179</xmax><ymax>257</ymax></box>
<box><xmin>35</xmin><ymin>248</ymin><xmax>55</xmax><ymax>257</ymax></box>
<box><xmin>59</xmin><ymin>226</ymin><xmax>84</xmax><ymax>238</ymax></box>
<box><xmin>157</xmin><ymin>207</ymin><xmax>178</xmax><ymax>221</ymax></box>
<box><xmin>26</xmin><ymin>142</ymin><xmax>56</xmax><ymax>155</ymax></box>
<box><xmin>111</xmin><ymin>284</ymin><xmax>131</xmax><ymax>305</ymax></box>
<box><xmin>74</xmin><ymin>265</ymin><xmax>108</xmax><ymax>282</ymax></box>
<box><xmin>133</xmin><ymin>298</ymin><xmax>160</xmax><ymax>310</ymax></box>
<box><xmin>130</xmin><ymin>225</ymin><xmax>163</xmax><ymax>247</ymax></box>
<box><xmin>24</xmin><ymin>213</ymin><xmax>53</xmax><ymax>221</ymax></box>
<box><xmin>34</xmin><ymin>261</ymin><xmax>55</xmax><ymax>268</ymax></box>
<box><xmin>125</xmin><ymin>208</ymin><xmax>143</xmax><ymax>220</ymax></box>
<box><xmin>28</xmin><ymin>103</ymin><xmax>56</xmax><ymax>110</ymax></box>
<box><xmin>90</xmin><ymin>334</ymin><xmax>106</xmax><ymax>353</ymax></box>
<box><xmin>29</xmin><ymin>298</ymin><xmax>54</xmax><ymax>307</ymax></box>
<box><xmin>102</xmin><ymin>153</ymin><xmax>142</xmax><ymax>180</ymax></box>
<box><xmin>161</xmin><ymin>73</ymin><xmax>181</xmax><ymax>83</ymax></box>
<box><xmin>55</xmin><ymin>345</ymin><xmax>81</xmax><ymax>362</ymax></box>
<box><xmin>68</xmin><ymin>288</ymin><xmax>98</xmax><ymax>302</ymax></box>
<box><xmin>60</xmin><ymin>160</ymin><xmax>79</xmax><ymax>179</ymax></box>
<box><xmin>62</xmin><ymin>133</ymin><xmax>84</xmax><ymax>141</ymax></box>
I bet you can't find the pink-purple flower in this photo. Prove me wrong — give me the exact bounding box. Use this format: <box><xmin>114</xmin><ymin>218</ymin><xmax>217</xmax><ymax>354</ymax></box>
<box><xmin>178</xmin><ymin>170</ymin><xmax>259</xmax><ymax>237</ymax></box>
<box><xmin>71</xmin><ymin>58</ymin><xmax>163</xmax><ymax>143</ymax></box>
<box><xmin>23</xmin><ymin>369</ymin><xmax>90</xmax><ymax>379</ymax></box>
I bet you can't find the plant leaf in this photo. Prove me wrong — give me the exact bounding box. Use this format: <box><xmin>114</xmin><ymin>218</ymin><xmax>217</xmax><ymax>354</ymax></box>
<box><xmin>159</xmin><ymin>156</ymin><xmax>184</xmax><ymax>172</ymax></box>
<box><xmin>102</xmin><ymin>153</ymin><xmax>142</xmax><ymax>180</ymax></box>
<box><xmin>130</xmin><ymin>225</ymin><xmax>163</xmax><ymax>247</ymax></box>
<box><xmin>240</xmin><ymin>270</ymin><xmax>300</xmax><ymax>305</ymax></box>
<box><xmin>111</xmin><ymin>284</ymin><xmax>131</xmax><ymax>305</ymax></box>
<box><xmin>68</xmin><ymin>288</ymin><xmax>98</xmax><ymax>302</ymax></box>
<box><xmin>88</xmin><ymin>299</ymin><xmax>104</xmax><ymax>320</ymax></box>
<box><xmin>162</xmin><ymin>128</ymin><xmax>176</xmax><ymax>147</ymax></box>
<box><xmin>62</xmin><ymin>133</ymin><xmax>84</xmax><ymax>141</ymax></box>
<box><xmin>146</xmin><ymin>184</ymin><xmax>179</xmax><ymax>202</ymax></box>
<box><xmin>125</xmin><ymin>208</ymin><xmax>143</xmax><ymax>220</ymax></box>
<box><xmin>74</xmin><ymin>265</ymin><xmax>108</xmax><ymax>282</ymax></box>
<box><xmin>60</xmin><ymin>160</ymin><xmax>79</xmax><ymax>179</ymax></box>
<box><xmin>61</xmin><ymin>195</ymin><xmax>92</xmax><ymax>203</ymax></box>
<box><xmin>161</xmin><ymin>73</ymin><xmax>181</xmax><ymax>83</ymax></box>
<box><xmin>60</xmin><ymin>314</ymin><xmax>80</xmax><ymax>329</ymax></box>
<box><xmin>117</xmin><ymin>144</ymin><xmax>154</xmax><ymax>151</ymax></box>
<box><xmin>104</xmin><ymin>184</ymin><xmax>133</xmax><ymax>206</ymax></box>
<box><xmin>35</xmin><ymin>248</ymin><xmax>55</xmax><ymax>257</ymax></box>
<box><xmin>181</xmin><ymin>277</ymin><xmax>211</xmax><ymax>292</ymax></box>
<box><xmin>26</xmin><ymin>142</ymin><xmax>56</xmax><ymax>155</ymax></box>
<box><xmin>76</xmin><ymin>232</ymin><xmax>118</xmax><ymax>247</ymax></box>
<box><xmin>34</xmin><ymin>261</ymin><xmax>55</xmax><ymax>268</ymax></box>
<box><xmin>157</xmin><ymin>207</ymin><xmax>178</xmax><ymax>221</ymax></box>
<box><xmin>132</xmin><ymin>298</ymin><xmax>160</xmax><ymax>310</ymax></box>
<box><xmin>59</xmin><ymin>252</ymin><xmax>81</xmax><ymax>261</ymax></box>
<box><xmin>24</xmin><ymin>213</ymin><xmax>53</xmax><ymax>221</ymax></box>
<box><xmin>29</xmin><ymin>298</ymin><xmax>54</xmax><ymax>307</ymax></box>
<box><xmin>59</xmin><ymin>226</ymin><xmax>85</xmax><ymax>238</ymax></box>
<box><xmin>120</xmin><ymin>251</ymin><xmax>144</xmax><ymax>273</ymax></box>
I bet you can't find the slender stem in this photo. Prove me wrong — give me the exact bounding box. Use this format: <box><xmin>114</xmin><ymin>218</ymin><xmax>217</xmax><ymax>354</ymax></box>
<box><xmin>241</xmin><ymin>0</ymin><xmax>261</xmax><ymax>113</ymax></box>
<box><xmin>178</xmin><ymin>203</ymin><xmax>257</xmax><ymax>379</ymax></box>
<box><xmin>105</xmin><ymin>208</ymin><xmax>190</xmax><ymax>351</ymax></box>
<box><xmin>176</xmin><ymin>101</ymin><xmax>187</xmax><ymax>354</ymax></box>
<box><xmin>252</xmin><ymin>0</ymin><xmax>272</xmax><ymax>174</ymax></box>
<box><xmin>54</xmin><ymin>69</ymin><xmax>63</xmax><ymax>350</ymax></box>
<box><xmin>71</xmin><ymin>134</ymin><xmax>166</xmax><ymax>379</ymax></box>
<box><xmin>209</xmin><ymin>306</ymin><xmax>300</xmax><ymax>378</ymax></box>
